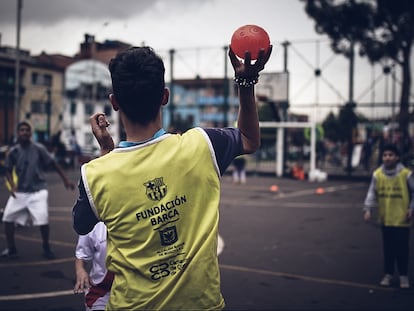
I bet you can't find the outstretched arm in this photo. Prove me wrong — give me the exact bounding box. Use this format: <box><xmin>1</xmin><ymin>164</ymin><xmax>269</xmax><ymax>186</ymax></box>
<box><xmin>52</xmin><ymin>161</ymin><xmax>75</xmax><ymax>190</ymax></box>
<box><xmin>228</xmin><ymin>46</ymin><xmax>272</xmax><ymax>154</ymax></box>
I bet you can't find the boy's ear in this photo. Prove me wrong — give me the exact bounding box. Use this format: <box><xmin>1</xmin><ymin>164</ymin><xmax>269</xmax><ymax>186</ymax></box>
<box><xmin>161</xmin><ymin>88</ymin><xmax>169</xmax><ymax>106</ymax></box>
<box><xmin>109</xmin><ymin>94</ymin><xmax>120</xmax><ymax>111</ymax></box>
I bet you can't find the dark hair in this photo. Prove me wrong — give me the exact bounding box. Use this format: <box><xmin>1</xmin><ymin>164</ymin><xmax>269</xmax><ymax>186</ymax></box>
<box><xmin>383</xmin><ymin>143</ymin><xmax>400</xmax><ymax>157</ymax></box>
<box><xmin>17</xmin><ymin>121</ymin><xmax>31</xmax><ymax>131</ymax></box>
<box><xmin>109</xmin><ymin>47</ymin><xmax>165</xmax><ymax>125</ymax></box>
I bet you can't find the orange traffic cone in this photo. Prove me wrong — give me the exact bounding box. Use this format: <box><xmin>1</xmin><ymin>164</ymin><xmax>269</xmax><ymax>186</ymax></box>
<box><xmin>270</xmin><ymin>185</ymin><xmax>279</xmax><ymax>192</ymax></box>
<box><xmin>315</xmin><ymin>187</ymin><xmax>325</xmax><ymax>194</ymax></box>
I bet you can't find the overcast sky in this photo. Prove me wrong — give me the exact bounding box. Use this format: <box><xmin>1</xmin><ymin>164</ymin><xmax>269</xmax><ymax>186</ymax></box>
<box><xmin>0</xmin><ymin>0</ymin><xmax>319</xmax><ymax>54</ymax></box>
<box><xmin>0</xmin><ymin>0</ymin><xmax>403</xmax><ymax>121</ymax></box>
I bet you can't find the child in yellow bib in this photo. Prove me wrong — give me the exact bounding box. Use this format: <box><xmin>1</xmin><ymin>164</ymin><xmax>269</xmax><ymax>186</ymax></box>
<box><xmin>364</xmin><ymin>143</ymin><xmax>414</xmax><ymax>289</ymax></box>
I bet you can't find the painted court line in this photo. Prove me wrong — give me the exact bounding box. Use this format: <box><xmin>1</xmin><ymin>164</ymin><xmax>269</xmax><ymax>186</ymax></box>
<box><xmin>0</xmin><ymin>233</ymin><xmax>75</xmax><ymax>267</ymax></box>
<box><xmin>0</xmin><ymin>234</ymin><xmax>226</xmax><ymax>300</ymax></box>
<box><xmin>0</xmin><ymin>263</ymin><xmax>395</xmax><ymax>301</ymax></box>
<box><xmin>219</xmin><ymin>264</ymin><xmax>396</xmax><ymax>292</ymax></box>
<box><xmin>276</xmin><ymin>201</ymin><xmax>359</xmax><ymax>208</ymax></box>
<box><xmin>0</xmin><ymin>290</ymin><xmax>74</xmax><ymax>301</ymax></box>
<box><xmin>274</xmin><ymin>183</ymin><xmax>365</xmax><ymax>199</ymax></box>
<box><xmin>0</xmin><ymin>257</ymin><xmax>74</xmax><ymax>268</ymax></box>
<box><xmin>12</xmin><ymin>234</ymin><xmax>75</xmax><ymax>248</ymax></box>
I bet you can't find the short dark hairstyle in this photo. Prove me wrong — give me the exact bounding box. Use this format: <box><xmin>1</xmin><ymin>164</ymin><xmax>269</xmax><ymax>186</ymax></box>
<box><xmin>17</xmin><ymin>121</ymin><xmax>31</xmax><ymax>131</ymax></box>
<box><xmin>383</xmin><ymin>143</ymin><xmax>400</xmax><ymax>157</ymax></box>
<box><xmin>109</xmin><ymin>47</ymin><xmax>165</xmax><ymax>125</ymax></box>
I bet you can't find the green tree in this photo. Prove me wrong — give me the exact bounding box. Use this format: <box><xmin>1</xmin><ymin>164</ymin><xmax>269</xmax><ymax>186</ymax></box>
<box><xmin>302</xmin><ymin>0</ymin><xmax>413</xmax><ymax>152</ymax></box>
<box><xmin>322</xmin><ymin>111</ymin><xmax>342</xmax><ymax>141</ymax></box>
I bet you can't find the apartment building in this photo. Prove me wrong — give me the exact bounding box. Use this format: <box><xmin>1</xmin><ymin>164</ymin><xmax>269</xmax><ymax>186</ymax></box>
<box><xmin>0</xmin><ymin>46</ymin><xmax>67</xmax><ymax>145</ymax></box>
<box><xmin>1</xmin><ymin>34</ymin><xmax>244</xmax><ymax>155</ymax></box>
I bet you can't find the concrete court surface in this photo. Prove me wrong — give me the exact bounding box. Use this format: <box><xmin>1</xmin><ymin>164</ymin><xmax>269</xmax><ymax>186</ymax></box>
<box><xmin>0</xmin><ymin>170</ymin><xmax>413</xmax><ymax>311</ymax></box>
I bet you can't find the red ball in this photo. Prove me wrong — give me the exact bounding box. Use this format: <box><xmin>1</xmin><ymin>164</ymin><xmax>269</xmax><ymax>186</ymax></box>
<box><xmin>231</xmin><ymin>24</ymin><xmax>270</xmax><ymax>60</ymax></box>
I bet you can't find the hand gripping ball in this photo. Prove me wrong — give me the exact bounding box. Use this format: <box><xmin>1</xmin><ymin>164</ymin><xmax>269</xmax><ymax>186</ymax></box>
<box><xmin>231</xmin><ymin>24</ymin><xmax>270</xmax><ymax>60</ymax></box>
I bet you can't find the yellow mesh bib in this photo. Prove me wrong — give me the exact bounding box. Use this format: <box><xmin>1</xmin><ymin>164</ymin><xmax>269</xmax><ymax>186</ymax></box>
<box><xmin>374</xmin><ymin>167</ymin><xmax>411</xmax><ymax>227</ymax></box>
<box><xmin>83</xmin><ymin>128</ymin><xmax>225</xmax><ymax>310</ymax></box>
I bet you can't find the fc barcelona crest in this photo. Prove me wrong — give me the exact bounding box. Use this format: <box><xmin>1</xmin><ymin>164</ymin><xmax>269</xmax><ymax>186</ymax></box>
<box><xmin>144</xmin><ymin>177</ymin><xmax>167</xmax><ymax>201</ymax></box>
<box><xmin>159</xmin><ymin>226</ymin><xmax>178</xmax><ymax>246</ymax></box>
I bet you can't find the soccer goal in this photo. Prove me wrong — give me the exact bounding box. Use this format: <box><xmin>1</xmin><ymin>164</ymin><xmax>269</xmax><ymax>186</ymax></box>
<box><xmin>259</xmin><ymin>121</ymin><xmax>317</xmax><ymax>178</ymax></box>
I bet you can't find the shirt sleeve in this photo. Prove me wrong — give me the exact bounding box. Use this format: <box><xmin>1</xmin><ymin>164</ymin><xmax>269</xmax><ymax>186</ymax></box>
<box><xmin>363</xmin><ymin>175</ymin><xmax>377</xmax><ymax>212</ymax></box>
<box><xmin>4</xmin><ymin>147</ymin><xmax>17</xmax><ymax>171</ymax></box>
<box><xmin>204</xmin><ymin>127</ymin><xmax>243</xmax><ymax>175</ymax></box>
<box><xmin>72</xmin><ymin>177</ymin><xmax>99</xmax><ymax>235</ymax></box>
<box><xmin>37</xmin><ymin>143</ymin><xmax>55</xmax><ymax>167</ymax></box>
<box><xmin>75</xmin><ymin>233</ymin><xmax>94</xmax><ymax>261</ymax></box>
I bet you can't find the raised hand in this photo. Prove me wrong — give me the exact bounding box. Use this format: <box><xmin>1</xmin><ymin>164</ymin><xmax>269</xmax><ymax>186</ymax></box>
<box><xmin>228</xmin><ymin>45</ymin><xmax>273</xmax><ymax>78</ymax></box>
<box><xmin>89</xmin><ymin>113</ymin><xmax>115</xmax><ymax>156</ymax></box>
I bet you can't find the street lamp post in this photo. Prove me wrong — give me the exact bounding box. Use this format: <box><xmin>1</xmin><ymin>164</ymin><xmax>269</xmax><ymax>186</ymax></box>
<box><xmin>345</xmin><ymin>40</ymin><xmax>356</xmax><ymax>176</ymax></box>
<box><xmin>223</xmin><ymin>46</ymin><xmax>229</xmax><ymax>127</ymax></box>
<box><xmin>13</xmin><ymin>0</ymin><xmax>22</xmax><ymax>139</ymax></box>
<box><xmin>46</xmin><ymin>88</ymin><xmax>51</xmax><ymax>140</ymax></box>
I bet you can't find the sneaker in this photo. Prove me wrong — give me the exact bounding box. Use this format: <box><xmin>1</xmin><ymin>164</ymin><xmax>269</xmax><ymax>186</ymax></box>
<box><xmin>400</xmin><ymin>276</ymin><xmax>410</xmax><ymax>289</ymax></box>
<box><xmin>0</xmin><ymin>248</ymin><xmax>18</xmax><ymax>259</ymax></box>
<box><xmin>42</xmin><ymin>249</ymin><xmax>56</xmax><ymax>260</ymax></box>
<box><xmin>380</xmin><ymin>274</ymin><xmax>393</xmax><ymax>287</ymax></box>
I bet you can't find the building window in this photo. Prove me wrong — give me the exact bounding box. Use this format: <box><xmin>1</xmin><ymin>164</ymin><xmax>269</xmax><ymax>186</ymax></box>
<box><xmin>84</xmin><ymin>102</ymin><xmax>94</xmax><ymax>115</ymax></box>
<box><xmin>43</xmin><ymin>74</ymin><xmax>52</xmax><ymax>87</ymax></box>
<box><xmin>31</xmin><ymin>73</ymin><xmax>38</xmax><ymax>85</ymax></box>
<box><xmin>31</xmin><ymin>100</ymin><xmax>47</xmax><ymax>113</ymax></box>
<box><xmin>104</xmin><ymin>105</ymin><xmax>112</xmax><ymax>116</ymax></box>
<box><xmin>70</xmin><ymin>101</ymin><xmax>77</xmax><ymax>115</ymax></box>
<box><xmin>84</xmin><ymin>133</ymin><xmax>95</xmax><ymax>152</ymax></box>
<box><xmin>31</xmin><ymin>72</ymin><xmax>53</xmax><ymax>86</ymax></box>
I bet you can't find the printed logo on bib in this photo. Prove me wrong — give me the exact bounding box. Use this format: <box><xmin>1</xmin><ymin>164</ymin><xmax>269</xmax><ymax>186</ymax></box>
<box><xmin>159</xmin><ymin>226</ymin><xmax>178</xmax><ymax>246</ymax></box>
<box><xmin>144</xmin><ymin>177</ymin><xmax>167</xmax><ymax>201</ymax></box>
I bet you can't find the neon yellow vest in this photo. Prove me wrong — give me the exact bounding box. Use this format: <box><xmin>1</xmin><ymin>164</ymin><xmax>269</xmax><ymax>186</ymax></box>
<box><xmin>82</xmin><ymin>128</ymin><xmax>225</xmax><ymax>310</ymax></box>
<box><xmin>374</xmin><ymin>167</ymin><xmax>411</xmax><ymax>227</ymax></box>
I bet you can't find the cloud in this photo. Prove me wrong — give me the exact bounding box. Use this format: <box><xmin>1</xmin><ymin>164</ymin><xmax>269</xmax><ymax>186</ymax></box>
<box><xmin>0</xmin><ymin>0</ymin><xmax>209</xmax><ymax>25</ymax></box>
